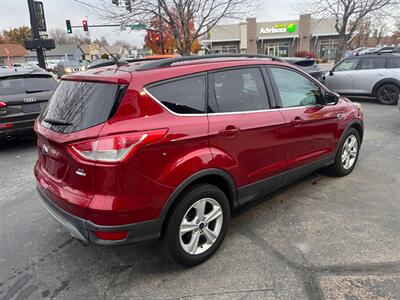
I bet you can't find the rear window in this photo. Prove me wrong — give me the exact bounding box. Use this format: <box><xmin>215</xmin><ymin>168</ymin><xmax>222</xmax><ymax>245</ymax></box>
<box><xmin>147</xmin><ymin>75</ymin><xmax>206</xmax><ymax>114</ymax></box>
<box><xmin>0</xmin><ymin>75</ymin><xmax>58</xmax><ymax>96</ymax></box>
<box><xmin>40</xmin><ymin>80</ymin><xmax>123</xmax><ymax>133</ymax></box>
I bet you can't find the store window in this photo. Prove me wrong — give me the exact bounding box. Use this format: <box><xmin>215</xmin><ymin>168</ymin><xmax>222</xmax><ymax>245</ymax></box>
<box><xmin>264</xmin><ymin>42</ymin><xmax>290</xmax><ymax>57</ymax></box>
<box><xmin>211</xmin><ymin>45</ymin><xmax>238</xmax><ymax>54</ymax></box>
<box><xmin>317</xmin><ymin>40</ymin><xmax>339</xmax><ymax>61</ymax></box>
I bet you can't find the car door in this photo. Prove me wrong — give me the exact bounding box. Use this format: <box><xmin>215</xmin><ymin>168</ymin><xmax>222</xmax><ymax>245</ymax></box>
<box><xmin>323</xmin><ymin>58</ymin><xmax>358</xmax><ymax>94</ymax></box>
<box><xmin>267</xmin><ymin>66</ymin><xmax>340</xmax><ymax>174</ymax></box>
<box><xmin>352</xmin><ymin>57</ymin><xmax>387</xmax><ymax>94</ymax></box>
<box><xmin>207</xmin><ymin>66</ymin><xmax>287</xmax><ymax>205</ymax></box>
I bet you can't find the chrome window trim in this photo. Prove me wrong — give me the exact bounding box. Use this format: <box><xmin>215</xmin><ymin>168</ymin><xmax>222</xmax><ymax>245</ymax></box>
<box><xmin>143</xmin><ymin>87</ymin><xmax>317</xmax><ymax>117</ymax></box>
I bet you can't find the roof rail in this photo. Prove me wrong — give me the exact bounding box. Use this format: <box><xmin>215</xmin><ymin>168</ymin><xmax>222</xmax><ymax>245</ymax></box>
<box><xmin>136</xmin><ymin>54</ymin><xmax>283</xmax><ymax>71</ymax></box>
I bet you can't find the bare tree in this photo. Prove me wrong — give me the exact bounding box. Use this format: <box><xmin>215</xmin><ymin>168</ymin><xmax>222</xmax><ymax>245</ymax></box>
<box><xmin>305</xmin><ymin>0</ymin><xmax>398</xmax><ymax>62</ymax></box>
<box><xmin>95</xmin><ymin>0</ymin><xmax>253</xmax><ymax>55</ymax></box>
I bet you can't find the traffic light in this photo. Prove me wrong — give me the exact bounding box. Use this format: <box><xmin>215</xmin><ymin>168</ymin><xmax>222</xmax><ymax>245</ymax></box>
<box><xmin>66</xmin><ymin>20</ymin><xmax>72</xmax><ymax>34</ymax></box>
<box><xmin>125</xmin><ymin>0</ymin><xmax>131</xmax><ymax>12</ymax></box>
<box><xmin>82</xmin><ymin>19</ymin><xmax>88</xmax><ymax>31</ymax></box>
<box><xmin>112</xmin><ymin>0</ymin><xmax>119</xmax><ymax>5</ymax></box>
<box><xmin>154</xmin><ymin>33</ymin><xmax>161</xmax><ymax>46</ymax></box>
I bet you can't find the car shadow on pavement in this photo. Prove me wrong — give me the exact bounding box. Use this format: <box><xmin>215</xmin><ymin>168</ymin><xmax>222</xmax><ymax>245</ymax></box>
<box><xmin>0</xmin><ymin>135</ymin><xmax>37</xmax><ymax>151</ymax></box>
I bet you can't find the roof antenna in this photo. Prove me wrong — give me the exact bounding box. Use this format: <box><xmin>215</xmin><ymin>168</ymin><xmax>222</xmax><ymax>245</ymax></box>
<box><xmin>96</xmin><ymin>40</ymin><xmax>128</xmax><ymax>68</ymax></box>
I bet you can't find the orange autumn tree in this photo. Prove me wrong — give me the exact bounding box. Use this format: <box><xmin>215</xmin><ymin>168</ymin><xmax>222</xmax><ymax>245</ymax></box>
<box><xmin>144</xmin><ymin>13</ymin><xmax>201</xmax><ymax>55</ymax></box>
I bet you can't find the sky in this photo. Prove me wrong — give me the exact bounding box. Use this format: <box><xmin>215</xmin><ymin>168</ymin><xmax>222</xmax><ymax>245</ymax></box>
<box><xmin>0</xmin><ymin>0</ymin><xmax>303</xmax><ymax>47</ymax></box>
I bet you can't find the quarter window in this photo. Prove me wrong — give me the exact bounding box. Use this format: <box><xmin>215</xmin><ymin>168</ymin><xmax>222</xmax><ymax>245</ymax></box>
<box><xmin>270</xmin><ymin>68</ymin><xmax>323</xmax><ymax>108</ymax></box>
<box><xmin>360</xmin><ymin>58</ymin><xmax>386</xmax><ymax>70</ymax></box>
<box><xmin>212</xmin><ymin>68</ymin><xmax>269</xmax><ymax>113</ymax></box>
<box><xmin>334</xmin><ymin>59</ymin><xmax>357</xmax><ymax>71</ymax></box>
<box><xmin>147</xmin><ymin>75</ymin><xmax>206</xmax><ymax>114</ymax></box>
<box><xmin>387</xmin><ymin>58</ymin><xmax>400</xmax><ymax>69</ymax></box>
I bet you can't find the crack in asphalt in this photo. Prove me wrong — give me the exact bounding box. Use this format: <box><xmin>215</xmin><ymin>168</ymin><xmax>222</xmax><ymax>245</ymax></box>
<box><xmin>0</xmin><ymin>238</ymin><xmax>74</xmax><ymax>300</ymax></box>
<box><xmin>239</xmin><ymin>226</ymin><xmax>400</xmax><ymax>300</ymax></box>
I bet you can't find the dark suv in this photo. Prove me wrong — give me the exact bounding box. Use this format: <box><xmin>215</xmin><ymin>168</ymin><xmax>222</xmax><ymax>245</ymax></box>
<box><xmin>34</xmin><ymin>55</ymin><xmax>364</xmax><ymax>266</ymax></box>
<box><xmin>0</xmin><ymin>68</ymin><xmax>58</xmax><ymax>140</ymax></box>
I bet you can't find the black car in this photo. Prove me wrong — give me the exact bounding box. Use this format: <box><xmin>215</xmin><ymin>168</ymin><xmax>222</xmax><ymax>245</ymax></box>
<box><xmin>279</xmin><ymin>57</ymin><xmax>324</xmax><ymax>80</ymax></box>
<box><xmin>0</xmin><ymin>68</ymin><xmax>58</xmax><ymax>140</ymax></box>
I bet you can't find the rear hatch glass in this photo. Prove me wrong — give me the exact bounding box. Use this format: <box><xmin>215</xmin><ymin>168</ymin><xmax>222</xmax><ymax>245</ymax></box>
<box><xmin>0</xmin><ymin>74</ymin><xmax>58</xmax><ymax>95</ymax></box>
<box><xmin>40</xmin><ymin>80</ymin><xmax>126</xmax><ymax>134</ymax></box>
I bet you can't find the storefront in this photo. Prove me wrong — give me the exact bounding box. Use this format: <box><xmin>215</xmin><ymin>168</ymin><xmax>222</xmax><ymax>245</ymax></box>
<box><xmin>202</xmin><ymin>14</ymin><xmax>341</xmax><ymax>61</ymax></box>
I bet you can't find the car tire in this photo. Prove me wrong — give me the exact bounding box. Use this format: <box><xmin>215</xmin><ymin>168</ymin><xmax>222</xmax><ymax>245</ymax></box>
<box><xmin>162</xmin><ymin>183</ymin><xmax>230</xmax><ymax>266</ymax></box>
<box><xmin>376</xmin><ymin>84</ymin><xmax>399</xmax><ymax>105</ymax></box>
<box><xmin>326</xmin><ymin>128</ymin><xmax>360</xmax><ymax>177</ymax></box>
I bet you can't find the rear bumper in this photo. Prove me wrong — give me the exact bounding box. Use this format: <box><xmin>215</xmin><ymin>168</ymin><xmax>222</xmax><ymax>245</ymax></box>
<box><xmin>0</xmin><ymin>118</ymin><xmax>36</xmax><ymax>138</ymax></box>
<box><xmin>37</xmin><ymin>185</ymin><xmax>162</xmax><ymax>245</ymax></box>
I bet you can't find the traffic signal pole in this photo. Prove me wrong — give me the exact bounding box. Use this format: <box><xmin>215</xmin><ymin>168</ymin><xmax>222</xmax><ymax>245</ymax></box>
<box><xmin>27</xmin><ymin>0</ymin><xmax>46</xmax><ymax>69</ymax></box>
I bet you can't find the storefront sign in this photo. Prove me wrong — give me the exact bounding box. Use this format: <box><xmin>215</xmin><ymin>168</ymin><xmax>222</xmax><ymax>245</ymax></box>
<box><xmin>260</xmin><ymin>23</ymin><xmax>297</xmax><ymax>35</ymax></box>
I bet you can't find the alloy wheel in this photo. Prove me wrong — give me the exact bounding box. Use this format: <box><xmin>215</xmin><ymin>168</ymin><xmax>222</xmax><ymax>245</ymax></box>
<box><xmin>341</xmin><ymin>135</ymin><xmax>358</xmax><ymax>170</ymax></box>
<box><xmin>179</xmin><ymin>198</ymin><xmax>223</xmax><ymax>255</ymax></box>
<box><xmin>378</xmin><ymin>86</ymin><xmax>398</xmax><ymax>104</ymax></box>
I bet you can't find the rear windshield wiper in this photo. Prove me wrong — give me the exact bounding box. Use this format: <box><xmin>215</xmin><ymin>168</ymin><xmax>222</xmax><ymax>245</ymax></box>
<box><xmin>43</xmin><ymin>118</ymin><xmax>72</xmax><ymax>126</ymax></box>
<box><xmin>25</xmin><ymin>89</ymin><xmax>51</xmax><ymax>94</ymax></box>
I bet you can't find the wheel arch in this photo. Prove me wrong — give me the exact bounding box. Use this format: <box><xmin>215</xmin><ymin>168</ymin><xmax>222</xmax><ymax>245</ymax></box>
<box><xmin>372</xmin><ymin>78</ymin><xmax>400</xmax><ymax>96</ymax></box>
<box><xmin>337</xmin><ymin>119</ymin><xmax>364</xmax><ymax>154</ymax></box>
<box><xmin>159</xmin><ymin>168</ymin><xmax>238</xmax><ymax>230</ymax></box>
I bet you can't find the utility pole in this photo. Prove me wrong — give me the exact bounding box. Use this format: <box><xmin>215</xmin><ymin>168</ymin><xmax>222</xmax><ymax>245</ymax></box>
<box><xmin>27</xmin><ymin>0</ymin><xmax>46</xmax><ymax>69</ymax></box>
<box><xmin>157</xmin><ymin>0</ymin><xmax>165</xmax><ymax>54</ymax></box>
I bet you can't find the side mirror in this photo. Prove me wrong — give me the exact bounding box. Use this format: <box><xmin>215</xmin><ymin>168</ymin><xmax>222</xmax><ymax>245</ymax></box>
<box><xmin>329</xmin><ymin>70</ymin><xmax>334</xmax><ymax>76</ymax></box>
<box><xmin>325</xmin><ymin>92</ymin><xmax>339</xmax><ymax>105</ymax></box>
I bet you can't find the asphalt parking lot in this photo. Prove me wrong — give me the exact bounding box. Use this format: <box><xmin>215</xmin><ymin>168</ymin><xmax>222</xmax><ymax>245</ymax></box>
<box><xmin>0</xmin><ymin>100</ymin><xmax>399</xmax><ymax>300</ymax></box>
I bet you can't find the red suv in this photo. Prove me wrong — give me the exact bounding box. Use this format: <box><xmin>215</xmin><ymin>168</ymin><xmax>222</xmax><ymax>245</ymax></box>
<box><xmin>34</xmin><ymin>55</ymin><xmax>364</xmax><ymax>266</ymax></box>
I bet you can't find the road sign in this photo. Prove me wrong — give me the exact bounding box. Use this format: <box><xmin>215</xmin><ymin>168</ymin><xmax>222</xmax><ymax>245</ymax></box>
<box><xmin>24</xmin><ymin>39</ymin><xmax>55</xmax><ymax>50</ymax></box>
<box><xmin>130</xmin><ymin>24</ymin><xmax>146</xmax><ymax>30</ymax></box>
<box><xmin>89</xmin><ymin>44</ymin><xmax>100</xmax><ymax>55</ymax></box>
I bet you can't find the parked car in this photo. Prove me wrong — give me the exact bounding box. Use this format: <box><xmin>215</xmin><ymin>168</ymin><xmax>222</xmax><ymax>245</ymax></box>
<box><xmin>0</xmin><ymin>68</ymin><xmax>58</xmax><ymax>140</ymax></box>
<box><xmin>34</xmin><ymin>55</ymin><xmax>364</xmax><ymax>266</ymax></box>
<box><xmin>279</xmin><ymin>57</ymin><xmax>323</xmax><ymax>80</ymax></box>
<box><xmin>54</xmin><ymin>61</ymin><xmax>82</xmax><ymax>78</ymax></box>
<box><xmin>322</xmin><ymin>54</ymin><xmax>400</xmax><ymax>105</ymax></box>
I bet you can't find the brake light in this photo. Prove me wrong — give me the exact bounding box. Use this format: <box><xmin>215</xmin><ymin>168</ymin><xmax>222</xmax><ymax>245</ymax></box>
<box><xmin>0</xmin><ymin>101</ymin><xmax>7</xmax><ymax>108</ymax></box>
<box><xmin>68</xmin><ymin>129</ymin><xmax>168</xmax><ymax>163</ymax></box>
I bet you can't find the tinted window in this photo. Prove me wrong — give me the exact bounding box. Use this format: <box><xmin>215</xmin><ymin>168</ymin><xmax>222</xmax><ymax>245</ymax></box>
<box><xmin>360</xmin><ymin>58</ymin><xmax>386</xmax><ymax>69</ymax></box>
<box><xmin>270</xmin><ymin>68</ymin><xmax>323</xmax><ymax>108</ymax></box>
<box><xmin>387</xmin><ymin>57</ymin><xmax>400</xmax><ymax>69</ymax></box>
<box><xmin>40</xmin><ymin>80</ymin><xmax>121</xmax><ymax>133</ymax></box>
<box><xmin>0</xmin><ymin>75</ymin><xmax>58</xmax><ymax>96</ymax></box>
<box><xmin>148</xmin><ymin>75</ymin><xmax>206</xmax><ymax>114</ymax></box>
<box><xmin>334</xmin><ymin>59</ymin><xmax>357</xmax><ymax>71</ymax></box>
<box><xmin>212</xmin><ymin>68</ymin><xmax>268</xmax><ymax>113</ymax></box>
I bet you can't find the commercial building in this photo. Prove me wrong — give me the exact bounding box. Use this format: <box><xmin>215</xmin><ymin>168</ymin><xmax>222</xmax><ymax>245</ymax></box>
<box><xmin>202</xmin><ymin>14</ymin><xmax>341</xmax><ymax>61</ymax></box>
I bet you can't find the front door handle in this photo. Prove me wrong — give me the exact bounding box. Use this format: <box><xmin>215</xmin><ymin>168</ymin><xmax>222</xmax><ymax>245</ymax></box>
<box><xmin>290</xmin><ymin>116</ymin><xmax>304</xmax><ymax>126</ymax></box>
<box><xmin>219</xmin><ymin>125</ymin><xmax>239</xmax><ymax>137</ymax></box>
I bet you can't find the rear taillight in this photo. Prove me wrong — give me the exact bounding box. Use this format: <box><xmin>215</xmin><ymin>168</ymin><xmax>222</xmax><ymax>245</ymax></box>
<box><xmin>0</xmin><ymin>101</ymin><xmax>7</xmax><ymax>109</ymax></box>
<box><xmin>68</xmin><ymin>129</ymin><xmax>168</xmax><ymax>163</ymax></box>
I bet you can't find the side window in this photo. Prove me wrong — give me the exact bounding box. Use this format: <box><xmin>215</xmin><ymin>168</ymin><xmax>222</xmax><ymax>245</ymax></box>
<box><xmin>212</xmin><ymin>68</ymin><xmax>269</xmax><ymax>113</ymax></box>
<box><xmin>147</xmin><ymin>75</ymin><xmax>206</xmax><ymax>114</ymax></box>
<box><xmin>387</xmin><ymin>58</ymin><xmax>400</xmax><ymax>69</ymax></box>
<box><xmin>360</xmin><ymin>58</ymin><xmax>386</xmax><ymax>70</ymax></box>
<box><xmin>270</xmin><ymin>67</ymin><xmax>323</xmax><ymax>108</ymax></box>
<box><xmin>334</xmin><ymin>59</ymin><xmax>358</xmax><ymax>71</ymax></box>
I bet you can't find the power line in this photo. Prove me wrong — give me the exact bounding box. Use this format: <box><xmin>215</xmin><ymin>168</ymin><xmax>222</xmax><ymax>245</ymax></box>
<box><xmin>69</xmin><ymin>0</ymin><xmax>110</xmax><ymax>13</ymax></box>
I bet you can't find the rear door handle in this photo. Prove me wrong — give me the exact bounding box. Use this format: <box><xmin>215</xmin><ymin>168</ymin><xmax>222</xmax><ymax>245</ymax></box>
<box><xmin>219</xmin><ymin>126</ymin><xmax>239</xmax><ymax>137</ymax></box>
